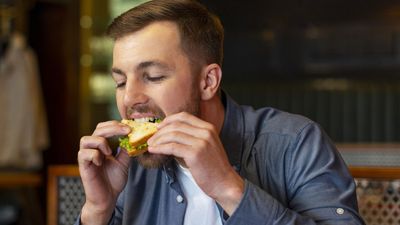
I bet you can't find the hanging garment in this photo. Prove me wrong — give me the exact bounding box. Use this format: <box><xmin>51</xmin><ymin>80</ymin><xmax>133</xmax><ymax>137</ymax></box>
<box><xmin>0</xmin><ymin>33</ymin><xmax>49</xmax><ymax>169</ymax></box>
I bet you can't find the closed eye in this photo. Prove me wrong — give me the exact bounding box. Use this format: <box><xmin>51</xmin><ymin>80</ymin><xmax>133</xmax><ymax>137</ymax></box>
<box><xmin>115</xmin><ymin>81</ymin><xmax>126</xmax><ymax>88</ymax></box>
<box><xmin>144</xmin><ymin>73</ymin><xmax>166</xmax><ymax>82</ymax></box>
<box><xmin>111</xmin><ymin>68</ymin><xmax>127</xmax><ymax>89</ymax></box>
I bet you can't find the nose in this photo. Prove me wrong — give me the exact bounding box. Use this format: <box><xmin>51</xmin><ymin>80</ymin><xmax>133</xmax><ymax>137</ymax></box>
<box><xmin>123</xmin><ymin>78</ymin><xmax>149</xmax><ymax>107</ymax></box>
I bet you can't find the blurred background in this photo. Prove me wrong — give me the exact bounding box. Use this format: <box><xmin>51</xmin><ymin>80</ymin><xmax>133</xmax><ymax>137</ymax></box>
<box><xmin>1</xmin><ymin>0</ymin><xmax>400</xmax><ymax>224</ymax></box>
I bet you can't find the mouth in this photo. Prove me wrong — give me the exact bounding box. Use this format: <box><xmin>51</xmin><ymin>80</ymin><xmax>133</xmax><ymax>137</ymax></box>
<box><xmin>133</xmin><ymin>117</ymin><xmax>161</xmax><ymax>123</ymax></box>
<box><xmin>126</xmin><ymin>104</ymin><xmax>166</xmax><ymax>122</ymax></box>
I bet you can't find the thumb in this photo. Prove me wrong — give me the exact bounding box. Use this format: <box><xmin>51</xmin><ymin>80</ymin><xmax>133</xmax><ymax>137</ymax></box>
<box><xmin>115</xmin><ymin>148</ymin><xmax>131</xmax><ymax>169</ymax></box>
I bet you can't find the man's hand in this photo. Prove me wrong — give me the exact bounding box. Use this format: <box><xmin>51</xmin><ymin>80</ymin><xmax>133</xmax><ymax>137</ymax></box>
<box><xmin>147</xmin><ymin>112</ymin><xmax>244</xmax><ymax>215</ymax></box>
<box><xmin>78</xmin><ymin>121</ymin><xmax>131</xmax><ymax>225</ymax></box>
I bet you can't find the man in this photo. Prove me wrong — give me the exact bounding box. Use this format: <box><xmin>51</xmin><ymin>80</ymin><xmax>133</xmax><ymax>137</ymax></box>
<box><xmin>76</xmin><ymin>0</ymin><xmax>365</xmax><ymax>224</ymax></box>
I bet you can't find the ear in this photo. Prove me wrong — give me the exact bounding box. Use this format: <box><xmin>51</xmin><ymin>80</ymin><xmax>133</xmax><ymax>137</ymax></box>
<box><xmin>199</xmin><ymin>63</ymin><xmax>222</xmax><ymax>101</ymax></box>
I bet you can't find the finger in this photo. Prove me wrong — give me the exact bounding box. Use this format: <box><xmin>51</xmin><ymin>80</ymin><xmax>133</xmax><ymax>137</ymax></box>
<box><xmin>94</xmin><ymin>120</ymin><xmax>122</xmax><ymax>129</ymax></box>
<box><xmin>154</xmin><ymin>120</ymin><xmax>212</xmax><ymax>141</ymax></box>
<box><xmin>159</xmin><ymin>112</ymin><xmax>214</xmax><ymax>130</ymax></box>
<box><xmin>149</xmin><ymin>121</ymin><xmax>196</xmax><ymax>145</ymax></box>
<box><xmin>149</xmin><ymin>129</ymin><xmax>202</xmax><ymax>148</ymax></box>
<box><xmin>148</xmin><ymin>132</ymin><xmax>210</xmax><ymax>160</ymax></box>
<box><xmin>92</xmin><ymin>121</ymin><xmax>131</xmax><ymax>138</ymax></box>
<box><xmin>147</xmin><ymin>142</ymin><xmax>188</xmax><ymax>158</ymax></box>
<box><xmin>77</xmin><ymin>148</ymin><xmax>105</xmax><ymax>168</ymax></box>
<box><xmin>115</xmin><ymin>148</ymin><xmax>131</xmax><ymax>169</ymax></box>
<box><xmin>80</xmin><ymin>136</ymin><xmax>113</xmax><ymax>156</ymax></box>
<box><xmin>150</xmin><ymin>115</ymin><xmax>216</xmax><ymax>147</ymax></box>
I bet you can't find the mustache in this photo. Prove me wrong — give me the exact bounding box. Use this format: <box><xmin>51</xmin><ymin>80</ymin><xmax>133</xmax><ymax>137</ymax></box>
<box><xmin>126</xmin><ymin>104</ymin><xmax>166</xmax><ymax>118</ymax></box>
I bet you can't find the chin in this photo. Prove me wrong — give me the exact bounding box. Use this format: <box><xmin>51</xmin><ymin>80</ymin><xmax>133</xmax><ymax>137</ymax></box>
<box><xmin>136</xmin><ymin>152</ymin><xmax>173</xmax><ymax>169</ymax></box>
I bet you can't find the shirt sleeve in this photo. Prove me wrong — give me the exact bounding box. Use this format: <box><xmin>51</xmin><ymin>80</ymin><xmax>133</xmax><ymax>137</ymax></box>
<box><xmin>74</xmin><ymin>211</ymin><xmax>120</xmax><ymax>225</ymax></box>
<box><xmin>74</xmin><ymin>190</ymin><xmax>125</xmax><ymax>225</ymax></box>
<box><xmin>74</xmin><ymin>214</ymin><xmax>82</xmax><ymax>225</ymax></box>
<box><xmin>225</xmin><ymin>122</ymin><xmax>365</xmax><ymax>225</ymax></box>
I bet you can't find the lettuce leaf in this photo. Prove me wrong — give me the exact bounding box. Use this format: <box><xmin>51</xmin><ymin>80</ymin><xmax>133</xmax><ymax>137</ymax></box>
<box><xmin>137</xmin><ymin>143</ymin><xmax>148</xmax><ymax>150</ymax></box>
<box><xmin>119</xmin><ymin>137</ymin><xmax>133</xmax><ymax>151</ymax></box>
<box><xmin>119</xmin><ymin>137</ymin><xmax>148</xmax><ymax>151</ymax></box>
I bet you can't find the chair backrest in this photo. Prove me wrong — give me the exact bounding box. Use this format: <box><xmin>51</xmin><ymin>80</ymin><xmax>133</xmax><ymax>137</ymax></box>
<box><xmin>47</xmin><ymin>165</ymin><xmax>84</xmax><ymax>225</ymax></box>
<box><xmin>339</xmin><ymin>143</ymin><xmax>400</xmax><ymax>225</ymax></box>
<box><xmin>354</xmin><ymin>177</ymin><xmax>400</xmax><ymax>225</ymax></box>
<box><xmin>47</xmin><ymin>152</ymin><xmax>400</xmax><ymax>225</ymax></box>
<box><xmin>349</xmin><ymin>167</ymin><xmax>400</xmax><ymax>225</ymax></box>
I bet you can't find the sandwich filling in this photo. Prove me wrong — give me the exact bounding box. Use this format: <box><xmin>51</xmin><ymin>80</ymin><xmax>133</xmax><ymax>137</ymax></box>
<box><xmin>119</xmin><ymin>118</ymin><xmax>161</xmax><ymax>157</ymax></box>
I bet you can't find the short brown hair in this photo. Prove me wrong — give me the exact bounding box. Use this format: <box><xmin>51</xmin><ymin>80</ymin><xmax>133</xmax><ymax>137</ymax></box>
<box><xmin>106</xmin><ymin>0</ymin><xmax>224</xmax><ymax>67</ymax></box>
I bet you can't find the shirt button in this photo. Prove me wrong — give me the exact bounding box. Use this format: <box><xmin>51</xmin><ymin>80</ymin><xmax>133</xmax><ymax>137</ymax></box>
<box><xmin>336</xmin><ymin>208</ymin><xmax>344</xmax><ymax>215</ymax></box>
<box><xmin>176</xmin><ymin>195</ymin><xmax>184</xmax><ymax>203</ymax></box>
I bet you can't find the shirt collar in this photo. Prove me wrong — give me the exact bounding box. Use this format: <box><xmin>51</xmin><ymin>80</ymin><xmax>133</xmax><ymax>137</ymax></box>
<box><xmin>219</xmin><ymin>91</ymin><xmax>245</xmax><ymax>170</ymax></box>
<box><xmin>163</xmin><ymin>159</ymin><xmax>177</xmax><ymax>184</ymax></box>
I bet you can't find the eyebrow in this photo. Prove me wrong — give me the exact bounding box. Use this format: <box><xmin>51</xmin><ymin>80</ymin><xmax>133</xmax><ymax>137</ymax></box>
<box><xmin>136</xmin><ymin>60</ymin><xmax>173</xmax><ymax>72</ymax></box>
<box><xmin>111</xmin><ymin>60</ymin><xmax>173</xmax><ymax>77</ymax></box>
<box><xmin>111</xmin><ymin>68</ymin><xmax>125</xmax><ymax>76</ymax></box>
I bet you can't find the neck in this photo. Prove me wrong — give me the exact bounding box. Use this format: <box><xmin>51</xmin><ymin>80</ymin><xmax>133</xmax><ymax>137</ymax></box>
<box><xmin>199</xmin><ymin>95</ymin><xmax>225</xmax><ymax>134</ymax></box>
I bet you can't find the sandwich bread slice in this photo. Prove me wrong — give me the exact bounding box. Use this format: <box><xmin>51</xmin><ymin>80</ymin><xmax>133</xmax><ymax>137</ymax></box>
<box><xmin>119</xmin><ymin>118</ymin><xmax>159</xmax><ymax>157</ymax></box>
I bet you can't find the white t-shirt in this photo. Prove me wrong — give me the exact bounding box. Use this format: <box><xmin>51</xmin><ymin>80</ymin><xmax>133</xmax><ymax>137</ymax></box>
<box><xmin>176</xmin><ymin>164</ymin><xmax>223</xmax><ymax>225</ymax></box>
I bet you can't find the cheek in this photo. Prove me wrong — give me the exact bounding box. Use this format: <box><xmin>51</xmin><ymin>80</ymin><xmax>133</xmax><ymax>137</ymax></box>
<box><xmin>115</xmin><ymin>91</ymin><xmax>126</xmax><ymax>116</ymax></box>
<box><xmin>157</xmin><ymin>91</ymin><xmax>180</xmax><ymax>115</ymax></box>
<box><xmin>157</xmin><ymin>84</ymin><xmax>193</xmax><ymax>115</ymax></box>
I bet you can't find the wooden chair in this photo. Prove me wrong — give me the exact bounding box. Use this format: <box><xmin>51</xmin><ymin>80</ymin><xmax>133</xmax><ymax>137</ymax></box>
<box><xmin>338</xmin><ymin>143</ymin><xmax>400</xmax><ymax>225</ymax></box>
<box><xmin>46</xmin><ymin>145</ymin><xmax>400</xmax><ymax>225</ymax></box>
<box><xmin>0</xmin><ymin>170</ymin><xmax>43</xmax><ymax>225</ymax></box>
<box><xmin>349</xmin><ymin>167</ymin><xmax>400</xmax><ymax>225</ymax></box>
<box><xmin>47</xmin><ymin>165</ymin><xmax>84</xmax><ymax>225</ymax></box>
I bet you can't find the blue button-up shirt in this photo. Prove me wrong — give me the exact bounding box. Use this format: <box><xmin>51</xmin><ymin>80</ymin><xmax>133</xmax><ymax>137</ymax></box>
<box><xmin>77</xmin><ymin>92</ymin><xmax>364</xmax><ymax>225</ymax></box>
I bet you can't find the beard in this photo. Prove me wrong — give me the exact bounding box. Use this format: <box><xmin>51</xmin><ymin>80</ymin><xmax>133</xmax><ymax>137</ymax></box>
<box><xmin>132</xmin><ymin>84</ymin><xmax>201</xmax><ymax>169</ymax></box>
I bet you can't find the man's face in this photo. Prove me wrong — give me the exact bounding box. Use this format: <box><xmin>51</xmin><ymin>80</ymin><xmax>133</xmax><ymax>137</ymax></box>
<box><xmin>111</xmin><ymin>21</ymin><xmax>201</xmax><ymax>168</ymax></box>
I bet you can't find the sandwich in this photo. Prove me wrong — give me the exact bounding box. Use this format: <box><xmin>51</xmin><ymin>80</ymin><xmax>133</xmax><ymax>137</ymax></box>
<box><xmin>119</xmin><ymin>118</ymin><xmax>160</xmax><ymax>157</ymax></box>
